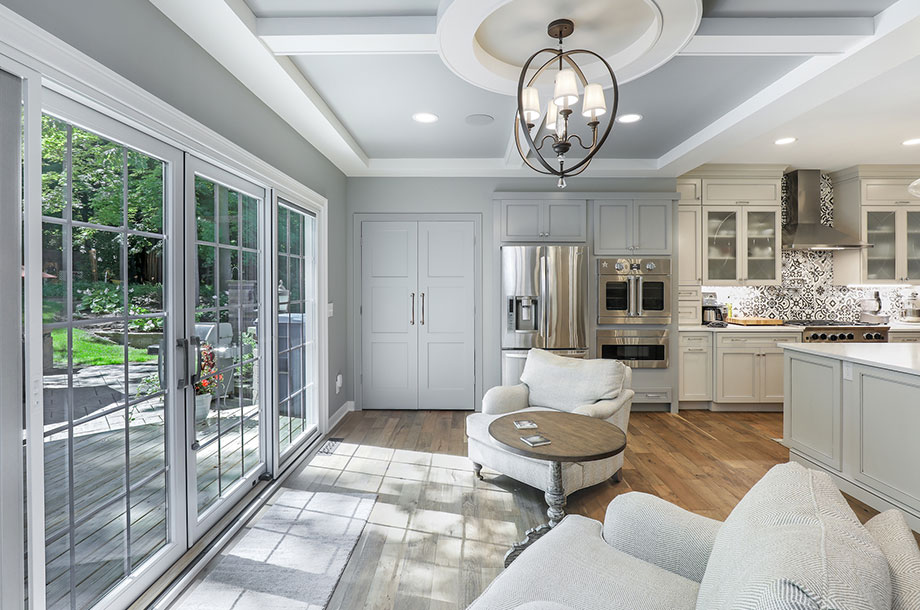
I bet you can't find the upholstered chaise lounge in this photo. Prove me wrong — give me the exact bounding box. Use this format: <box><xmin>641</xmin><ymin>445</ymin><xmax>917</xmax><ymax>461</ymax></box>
<box><xmin>466</xmin><ymin>349</ymin><xmax>634</xmax><ymax>495</ymax></box>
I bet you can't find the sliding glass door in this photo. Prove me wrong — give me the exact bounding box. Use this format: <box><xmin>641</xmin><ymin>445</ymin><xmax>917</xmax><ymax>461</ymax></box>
<box><xmin>185</xmin><ymin>158</ymin><xmax>267</xmax><ymax>540</ymax></box>
<box><xmin>276</xmin><ymin>201</ymin><xmax>318</xmax><ymax>460</ymax></box>
<box><xmin>37</xmin><ymin>95</ymin><xmax>185</xmax><ymax>610</ymax></box>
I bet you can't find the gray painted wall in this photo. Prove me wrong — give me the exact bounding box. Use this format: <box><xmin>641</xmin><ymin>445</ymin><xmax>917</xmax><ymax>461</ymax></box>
<box><xmin>346</xmin><ymin>177</ymin><xmax>677</xmax><ymax>405</ymax></box>
<box><xmin>0</xmin><ymin>0</ymin><xmax>350</xmax><ymax>417</ymax></box>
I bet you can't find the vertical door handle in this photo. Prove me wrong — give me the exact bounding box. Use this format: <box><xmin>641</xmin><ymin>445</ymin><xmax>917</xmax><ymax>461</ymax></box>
<box><xmin>189</xmin><ymin>336</ymin><xmax>202</xmax><ymax>383</ymax></box>
<box><xmin>410</xmin><ymin>293</ymin><xmax>415</xmax><ymax>325</ymax></box>
<box><xmin>420</xmin><ymin>292</ymin><xmax>425</xmax><ymax>325</ymax></box>
<box><xmin>177</xmin><ymin>338</ymin><xmax>189</xmax><ymax>389</ymax></box>
<box><xmin>636</xmin><ymin>276</ymin><xmax>644</xmax><ymax>317</ymax></box>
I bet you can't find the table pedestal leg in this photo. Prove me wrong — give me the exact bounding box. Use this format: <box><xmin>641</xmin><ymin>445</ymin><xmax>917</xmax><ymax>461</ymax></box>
<box><xmin>503</xmin><ymin>461</ymin><xmax>566</xmax><ymax>568</ymax></box>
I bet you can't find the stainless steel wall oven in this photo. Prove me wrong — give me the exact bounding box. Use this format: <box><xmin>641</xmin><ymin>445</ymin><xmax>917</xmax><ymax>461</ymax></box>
<box><xmin>597</xmin><ymin>258</ymin><xmax>671</xmax><ymax>325</ymax></box>
<box><xmin>596</xmin><ymin>329</ymin><xmax>669</xmax><ymax>369</ymax></box>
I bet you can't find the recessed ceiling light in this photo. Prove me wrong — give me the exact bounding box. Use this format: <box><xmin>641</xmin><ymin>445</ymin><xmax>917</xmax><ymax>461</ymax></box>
<box><xmin>774</xmin><ymin>137</ymin><xmax>797</xmax><ymax>145</ymax></box>
<box><xmin>617</xmin><ymin>113</ymin><xmax>643</xmax><ymax>124</ymax></box>
<box><xmin>412</xmin><ymin>112</ymin><xmax>439</xmax><ymax>124</ymax></box>
<box><xmin>903</xmin><ymin>138</ymin><xmax>920</xmax><ymax>146</ymax></box>
<box><xmin>465</xmin><ymin>113</ymin><xmax>494</xmax><ymax>126</ymax></box>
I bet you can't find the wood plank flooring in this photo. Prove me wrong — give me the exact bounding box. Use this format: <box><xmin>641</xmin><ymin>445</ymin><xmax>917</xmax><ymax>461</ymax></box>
<box><xmin>273</xmin><ymin>409</ymin><xmax>916</xmax><ymax>610</ymax></box>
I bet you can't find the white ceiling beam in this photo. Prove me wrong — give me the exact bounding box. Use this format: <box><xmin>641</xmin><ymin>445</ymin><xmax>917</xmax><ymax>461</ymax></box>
<box><xmin>257</xmin><ymin>16</ymin><xmax>438</xmax><ymax>55</ymax></box>
<box><xmin>356</xmin><ymin>157</ymin><xmax>661</xmax><ymax>178</ymax></box>
<box><xmin>149</xmin><ymin>0</ymin><xmax>368</xmax><ymax>175</ymax></box>
<box><xmin>681</xmin><ymin>17</ymin><xmax>875</xmax><ymax>56</ymax></box>
<box><xmin>660</xmin><ymin>0</ymin><xmax>920</xmax><ymax>176</ymax></box>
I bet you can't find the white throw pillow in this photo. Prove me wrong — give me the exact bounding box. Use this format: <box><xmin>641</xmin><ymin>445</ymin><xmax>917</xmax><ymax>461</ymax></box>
<box><xmin>866</xmin><ymin>510</ymin><xmax>920</xmax><ymax>610</ymax></box>
<box><xmin>520</xmin><ymin>349</ymin><xmax>624</xmax><ymax>413</ymax></box>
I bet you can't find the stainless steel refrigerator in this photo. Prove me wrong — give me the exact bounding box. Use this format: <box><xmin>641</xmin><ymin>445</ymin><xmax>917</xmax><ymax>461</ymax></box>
<box><xmin>501</xmin><ymin>245</ymin><xmax>587</xmax><ymax>384</ymax></box>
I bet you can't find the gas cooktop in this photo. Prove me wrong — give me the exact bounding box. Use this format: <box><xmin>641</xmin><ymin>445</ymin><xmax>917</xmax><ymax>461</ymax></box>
<box><xmin>783</xmin><ymin>320</ymin><xmax>889</xmax><ymax>343</ymax></box>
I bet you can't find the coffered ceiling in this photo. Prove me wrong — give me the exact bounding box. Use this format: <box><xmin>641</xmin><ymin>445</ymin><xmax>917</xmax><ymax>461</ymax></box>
<box><xmin>150</xmin><ymin>0</ymin><xmax>920</xmax><ymax>177</ymax></box>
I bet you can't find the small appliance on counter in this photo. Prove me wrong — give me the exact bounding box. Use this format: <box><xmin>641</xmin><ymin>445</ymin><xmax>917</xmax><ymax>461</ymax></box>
<box><xmin>859</xmin><ymin>291</ymin><xmax>890</xmax><ymax>324</ymax></box>
<box><xmin>701</xmin><ymin>292</ymin><xmax>726</xmax><ymax>324</ymax></box>
<box><xmin>901</xmin><ymin>292</ymin><xmax>920</xmax><ymax>323</ymax></box>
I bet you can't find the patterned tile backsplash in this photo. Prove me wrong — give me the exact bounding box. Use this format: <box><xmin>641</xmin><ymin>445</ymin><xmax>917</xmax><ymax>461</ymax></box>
<box><xmin>705</xmin><ymin>173</ymin><xmax>914</xmax><ymax>322</ymax></box>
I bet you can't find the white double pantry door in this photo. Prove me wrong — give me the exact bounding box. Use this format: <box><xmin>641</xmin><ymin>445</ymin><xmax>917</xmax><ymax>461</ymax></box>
<box><xmin>361</xmin><ymin>220</ymin><xmax>475</xmax><ymax>410</ymax></box>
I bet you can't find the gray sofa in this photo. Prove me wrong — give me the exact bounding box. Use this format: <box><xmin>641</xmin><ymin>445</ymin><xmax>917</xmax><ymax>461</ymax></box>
<box><xmin>467</xmin><ymin>462</ymin><xmax>920</xmax><ymax>610</ymax></box>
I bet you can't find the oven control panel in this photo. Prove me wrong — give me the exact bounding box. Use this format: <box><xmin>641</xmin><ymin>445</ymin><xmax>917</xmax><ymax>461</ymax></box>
<box><xmin>803</xmin><ymin>327</ymin><xmax>888</xmax><ymax>343</ymax></box>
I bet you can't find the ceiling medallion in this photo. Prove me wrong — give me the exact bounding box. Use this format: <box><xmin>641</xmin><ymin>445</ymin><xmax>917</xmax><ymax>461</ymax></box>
<box><xmin>515</xmin><ymin>19</ymin><xmax>618</xmax><ymax>188</ymax></box>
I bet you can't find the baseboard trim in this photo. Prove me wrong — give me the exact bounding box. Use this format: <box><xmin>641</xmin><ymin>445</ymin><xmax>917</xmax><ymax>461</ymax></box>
<box><xmin>328</xmin><ymin>400</ymin><xmax>355</xmax><ymax>433</ymax></box>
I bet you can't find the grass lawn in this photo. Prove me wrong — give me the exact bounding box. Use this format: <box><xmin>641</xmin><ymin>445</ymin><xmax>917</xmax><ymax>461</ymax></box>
<box><xmin>52</xmin><ymin>328</ymin><xmax>157</xmax><ymax>367</ymax></box>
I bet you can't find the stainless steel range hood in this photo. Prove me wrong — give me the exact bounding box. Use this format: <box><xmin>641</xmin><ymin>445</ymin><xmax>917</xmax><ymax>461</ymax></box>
<box><xmin>782</xmin><ymin>169</ymin><xmax>869</xmax><ymax>250</ymax></box>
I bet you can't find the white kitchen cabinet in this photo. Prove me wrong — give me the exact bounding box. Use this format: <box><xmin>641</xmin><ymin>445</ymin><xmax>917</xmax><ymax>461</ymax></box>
<box><xmin>594</xmin><ymin>199</ymin><xmax>672</xmax><ymax>256</ymax></box>
<box><xmin>889</xmin><ymin>330</ymin><xmax>920</xmax><ymax>343</ymax></box>
<box><xmin>715</xmin><ymin>332</ymin><xmax>801</xmax><ymax>403</ymax></box>
<box><xmin>500</xmin><ymin>199</ymin><xmax>586</xmax><ymax>242</ymax></box>
<box><xmin>860</xmin><ymin>179</ymin><xmax>920</xmax><ymax>206</ymax></box>
<box><xmin>679</xmin><ymin>332</ymin><xmax>712</xmax><ymax>401</ymax></box>
<box><xmin>701</xmin><ymin>178</ymin><xmax>781</xmax><ymax>206</ymax></box>
<box><xmin>678</xmin><ymin>302</ymin><xmax>702</xmax><ymax>325</ymax></box>
<box><xmin>677</xmin><ymin>178</ymin><xmax>702</xmax><ymax>206</ymax></box>
<box><xmin>703</xmin><ymin>206</ymin><xmax>781</xmax><ymax>286</ymax></box>
<box><xmin>783</xmin><ymin>352</ymin><xmax>843</xmax><ymax>471</ymax></box>
<box><xmin>678</xmin><ymin>206</ymin><xmax>702</xmax><ymax>285</ymax></box>
<box><xmin>859</xmin><ymin>207</ymin><xmax>920</xmax><ymax>284</ymax></box>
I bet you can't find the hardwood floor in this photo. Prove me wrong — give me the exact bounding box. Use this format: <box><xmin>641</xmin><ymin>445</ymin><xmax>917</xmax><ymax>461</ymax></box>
<box><xmin>278</xmin><ymin>409</ymin><xmax>913</xmax><ymax>609</ymax></box>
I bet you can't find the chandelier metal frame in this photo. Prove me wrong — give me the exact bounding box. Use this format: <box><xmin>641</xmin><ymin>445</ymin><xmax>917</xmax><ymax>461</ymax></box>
<box><xmin>514</xmin><ymin>19</ymin><xmax>619</xmax><ymax>185</ymax></box>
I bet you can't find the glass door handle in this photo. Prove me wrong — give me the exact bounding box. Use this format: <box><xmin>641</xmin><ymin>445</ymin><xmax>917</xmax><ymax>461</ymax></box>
<box><xmin>177</xmin><ymin>338</ymin><xmax>189</xmax><ymax>389</ymax></box>
<box><xmin>189</xmin><ymin>335</ymin><xmax>202</xmax><ymax>383</ymax></box>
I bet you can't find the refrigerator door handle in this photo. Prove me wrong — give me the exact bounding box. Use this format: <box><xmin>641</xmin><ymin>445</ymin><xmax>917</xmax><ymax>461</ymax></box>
<box><xmin>540</xmin><ymin>254</ymin><xmax>548</xmax><ymax>347</ymax></box>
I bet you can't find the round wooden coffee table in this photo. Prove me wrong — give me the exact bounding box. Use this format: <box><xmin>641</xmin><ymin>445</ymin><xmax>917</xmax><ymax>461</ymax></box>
<box><xmin>488</xmin><ymin>411</ymin><xmax>627</xmax><ymax>566</ymax></box>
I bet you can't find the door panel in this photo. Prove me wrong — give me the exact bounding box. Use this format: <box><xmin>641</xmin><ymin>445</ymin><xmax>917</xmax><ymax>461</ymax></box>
<box><xmin>678</xmin><ymin>207</ymin><xmax>701</xmax><ymax>284</ymax></box>
<box><xmin>634</xmin><ymin>200</ymin><xmax>671</xmax><ymax>254</ymax></box>
<box><xmin>543</xmin><ymin>246</ymin><xmax>587</xmax><ymax>349</ymax></box>
<box><xmin>761</xmin><ymin>351</ymin><xmax>786</xmax><ymax>402</ymax></box>
<box><xmin>186</xmin><ymin>158</ymin><xmax>267</xmax><ymax>541</ymax></box>
<box><xmin>362</xmin><ymin>222</ymin><xmax>419</xmax><ymax>409</ymax></box>
<box><xmin>594</xmin><ymin>201</ymin><xmax>632</xmax><ymax>254</ymax></box>
<box><xmin>418</xmin><ymin>222</ymin><xmax>475</xmax><ymax>410</ymax></box>
<box><xmin>717</xmin><ymin>350</ymin><xmax>758</xmax><ymax>402</ymax></box>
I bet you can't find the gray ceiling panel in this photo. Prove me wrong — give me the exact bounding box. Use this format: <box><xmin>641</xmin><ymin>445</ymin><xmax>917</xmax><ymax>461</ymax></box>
<box><xmin>702</xmin><ymin>0</ymin><xmax>898</xmax><ymax>18</ymax></box>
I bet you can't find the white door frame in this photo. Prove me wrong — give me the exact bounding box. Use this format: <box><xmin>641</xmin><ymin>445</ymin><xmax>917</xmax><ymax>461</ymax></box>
<box><xmin>352</xmin><ymin>213</ymin><xmax>482</xmax><ymax>411</ymax></box>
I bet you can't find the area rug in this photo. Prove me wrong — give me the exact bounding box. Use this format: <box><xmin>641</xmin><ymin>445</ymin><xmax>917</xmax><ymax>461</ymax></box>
<box><xmin>176</xmin><ymin>489</ymin><xmax>376</xmax><ymax>610</ymax></box>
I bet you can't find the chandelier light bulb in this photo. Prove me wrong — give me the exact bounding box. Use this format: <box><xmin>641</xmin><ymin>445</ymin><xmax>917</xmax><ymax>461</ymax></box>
<box><xmin>521</xmin><ymin>87</ymin><xmax>541</xmax><ymax>123</ymax></box>
<box><xmin>581</xmin><ymin>83</ymin><xmax>606</xmax><ymax>119</ymax></box>
<box><xmin>553</xmin><ymin>69</ymin><xmax>579</xmax><ymax>107</ymax></box>
<box><xmin>544</xmin><ymin>101</ymin><xmax>557</xmax><ymax>130</ymax></box>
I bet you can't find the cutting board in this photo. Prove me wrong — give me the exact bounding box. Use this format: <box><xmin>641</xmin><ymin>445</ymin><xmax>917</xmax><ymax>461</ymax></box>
<box><xmin>726</xmin><ymin>317</ymin><xmax>785</xmax><ymax>326</ymax></box>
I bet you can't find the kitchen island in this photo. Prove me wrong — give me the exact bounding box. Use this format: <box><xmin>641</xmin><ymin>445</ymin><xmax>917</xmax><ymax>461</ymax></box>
<box><xmin>782</xmin><ymin>342</ymin><xmax>920</xmax><ymax>530</ymax></box>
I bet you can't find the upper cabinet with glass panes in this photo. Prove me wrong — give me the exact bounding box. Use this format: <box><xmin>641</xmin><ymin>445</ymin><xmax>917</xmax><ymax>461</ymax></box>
<box><xmin>702</xmin><ymin>206</ymin><xmax>781</xmax><ymax>286</ymax></box>
<box><xmin>829</xmin><ymin>168</ymin><xmax>920</xmax><ymax>285</ymax></box>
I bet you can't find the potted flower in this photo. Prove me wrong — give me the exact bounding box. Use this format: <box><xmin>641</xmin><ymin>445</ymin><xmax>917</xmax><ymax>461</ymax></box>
<box><xmin>194</xmin><ymin>343</ymin><xmax>222</xmax><ymax>422</ymax></box>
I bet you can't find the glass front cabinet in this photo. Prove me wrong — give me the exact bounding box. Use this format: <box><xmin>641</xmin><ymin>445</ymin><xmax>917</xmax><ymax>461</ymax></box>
<box><xmin>861</xmin><ymin>207</ymin><xmax>920</xmax><ymax>284</ymax></box>
<box><xmin>703</xmin><ymin>206</ymin><xmax>781</xmax><ymax>286</ymax></box>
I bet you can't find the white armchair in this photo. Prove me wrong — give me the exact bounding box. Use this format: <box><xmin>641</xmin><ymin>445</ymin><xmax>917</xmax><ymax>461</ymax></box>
<box><xmin>466</xmin><ymin>349</ymin><xmax>634</xmax><ymax>495</ymax></box>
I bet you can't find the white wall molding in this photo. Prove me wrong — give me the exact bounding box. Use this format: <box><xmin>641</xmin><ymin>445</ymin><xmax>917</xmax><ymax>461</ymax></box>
<box><xmin>0</xmin><ymin>4</ymin><xmax>328</xmax><ymax>211</ymax></box>
<box><xmin>258</xmin><ymin>16</ymin><xmax>438</xmax><ymax>55</ymax></box>
<box><xmin>681</xmin><ymin>17</ymin><xmax>874</xmax><ymax>56</ymax></box>
<box><xmin>151</xmin><ymin>0</ymin><xmax>369</xmax><ymax>175</ymax></box>
<box><xmin>327</xmin><ymin>401</ymin><xmax>355</xmax><ymax>433</ymax></box>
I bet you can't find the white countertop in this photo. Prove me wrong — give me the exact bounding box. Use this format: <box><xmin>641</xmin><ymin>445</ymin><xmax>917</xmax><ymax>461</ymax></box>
<box><xmin>679</xmin><ymin>324</ymin><xmax>804</xmax><ymax>333</ymax></box>
<box><xmin>780</xmin><ymin>342</ymin><xmax>920</xmax><ymax>376</ymax></box>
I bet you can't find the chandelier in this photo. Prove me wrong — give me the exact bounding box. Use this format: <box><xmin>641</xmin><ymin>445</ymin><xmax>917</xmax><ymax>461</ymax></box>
<box><xmin>514</xmin><ymin>19</ymin><xmax>619</xmax><ymax>188</ymax></box>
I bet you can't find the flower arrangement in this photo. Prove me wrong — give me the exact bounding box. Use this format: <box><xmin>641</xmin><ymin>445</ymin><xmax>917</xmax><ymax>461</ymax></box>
<box><xmin>194</xmin><ymin>342</ymin><xmax>223</xmax><ymax>396</ymax></box>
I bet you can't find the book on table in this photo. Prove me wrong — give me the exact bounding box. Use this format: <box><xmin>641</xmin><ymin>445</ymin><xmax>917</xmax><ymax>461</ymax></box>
<box><xmin>520</xmin><ymin>434</ymin><xmax>551</xmax><ymax>447</ymax></box>
<box><xmin>513</xmin><ymin>419</ymin><xmax>538</xmax><ymax>430</ymax></box>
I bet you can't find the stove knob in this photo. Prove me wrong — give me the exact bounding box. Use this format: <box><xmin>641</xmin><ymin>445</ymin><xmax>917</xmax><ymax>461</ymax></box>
<box><xmin>645</xmin><ymin>262</ymin><xmax>656</xmax><ymax>271</ymax></box>
<box><xmin>614</xmin><ymin>263</ymin><xmax>625</xmax><ymax>271</ymax></box>
<box><xmin>829</xmin><ymin>334</ymin><xmax>838</xmax><ymax>341</ymax></box>
<box><xmin>819</xmin><ymin>333</ymin><xmax>828</xmax><ymax>340</ymax></box>
<box><xmin>810</xmin><ymin>333</ymin><xmax>820</xmax><ymax>340</ymax></box>
<box><xmin>864</xmin><ymin>332</ymin><xmax>873</xmax><ymax>340</ymax></box>
<box><xmin>873</xmin><ymin>332</ymin><xmax>883</xmax><ymax>340</ymax></box>
<box><xmin>847</xmin><ymin>333</ymin><xmax>855</xmax><ymax>340</ymax></box>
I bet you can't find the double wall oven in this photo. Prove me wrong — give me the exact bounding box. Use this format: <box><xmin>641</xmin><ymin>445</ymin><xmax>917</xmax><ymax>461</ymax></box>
<box><xmin>596</xmin><ymin>258</ymin><xmax>671</xmax><ymax>368</ymax></box>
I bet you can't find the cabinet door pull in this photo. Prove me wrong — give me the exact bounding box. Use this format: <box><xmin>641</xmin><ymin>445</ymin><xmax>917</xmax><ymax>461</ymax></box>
<box><xmin>687</xmin><ymin>347</ymin><xmax>706</xmax><ymax>352</ymax></box>
<box><xmin>420</xmin><ymin>292</ymin><xmax>425</xmax><ymax>325</ymax></box>
<box><xmin>410</xmin><ymin>293</ymin><xmax>415</xmax><ymax>325</ymax></box>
